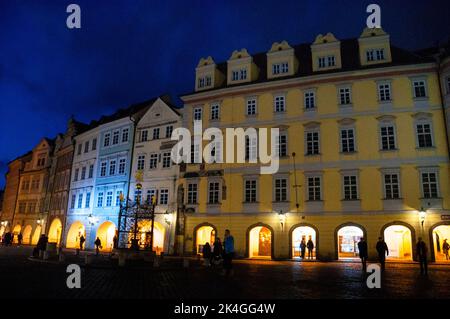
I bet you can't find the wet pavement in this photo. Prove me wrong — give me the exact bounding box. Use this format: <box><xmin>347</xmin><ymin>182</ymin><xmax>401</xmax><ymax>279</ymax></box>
<box><xmin>0</xmin><ymin>246</ymin><xmax>449</xmax><ymax>299</ymax></box>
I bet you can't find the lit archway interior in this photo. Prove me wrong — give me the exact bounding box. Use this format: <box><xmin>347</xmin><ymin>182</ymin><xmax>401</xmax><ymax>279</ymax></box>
<box><xmin>31</xmin><ymin>225</ymin><xmax>42</xmax><ymax>245</ymax></box>
<box><xmin>137</xmin><ymin>220</ymin><xmax>165</xmax><ymax>254</ymax></box>
<box><xmin>249</xmin><ymin>226</ymin><xmax>272</xmax><ymax>258</ymax></box>
<box><xmin>96</xmin><ymin>221</ymin><xmax>116</xmax><ymax>252</ymax></box>
<box><xmin>0</xmin><ymin>226</ymin><xmax>5</xmax><ymax>237</ymax></box>
<box><xmin>12</xmin><ymin>225</ymin><xmax>21</xmax><ymax>243</ymax></box>
<box><xmin>196</xmin><ymin>226</ymin><xmax>215</xmax><ymax>255</ymax></box>
<box><xmin>337</xmin><ymin>226</ymin><xmax>364</xmax><ymax>259</ymax></box>
<box><xmin>66</xmin><ymin>221</ymin><xmax>86</xmax><ymax>249</ymax></box>
<box><xmin>292</xmin><ymin>226</ymin><xmax>316</xmax><ymax>259</ymax></box>
<box><xmin>48</xmin><ymin>218</ymin><xmax>63</xmax><ymax>246</ymax></box>
<box><xmin>22</xmin><ymin>225</ymin><xmax>32</xmax><ymax>244</ymax></box>
<box><xmin>433</xmin><ymin>225</ymin><xmax>450</xmax><ymax>262</ymax></box>
<box><xmin>384</xmin><ymin>225</ymin><xmax>413</xmax><ymax>260</ymax></box>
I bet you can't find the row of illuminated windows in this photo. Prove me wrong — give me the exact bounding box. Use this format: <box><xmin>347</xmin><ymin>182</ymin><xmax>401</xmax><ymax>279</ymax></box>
<box><xmin>139</xmin><ymin>125</ymin><xmax>173</xmax><ymax>142</ymax></box>
<box><xmin>20</xmin><ymin>177</ymin><xmax>41</xmax><ymax>192</ymax></box>
<box><xmin>53</xmin><ymin>171</ymin><xmax>70</xmax><ymax>191</ymax></box>
<box><xmin>73</xmin><ymin>164</ymin><xmax>94</xmax><ymax>181</ymax></box>
<box><xmin>17</xmin><ymin>201</ymin><xmax>42</xmax><ymax>214</ymax></box>
<box><xmin>133</xmin><ymin>188</ymin><xmax>170</xmax><ymax>205</ymax></box>
<box><xmin>103</xmin><ymin>128</ymin><xmax>129</xmax><ymax>148</ymax></box>
<box><xmin>99</xmin><ymin>158</ymin><xmax>127</xmax><ymax>177</ymax></box>
<box><xmin>76</xmin><ymin>137</ymin><xmax>97</xmax><ymax>156</ymax></box>
<box><xmin>193</xmin><ymin>79</ymin><xmax>429</xmax><ymax>120</ymax></box>
<box><xmin>136</xmin><ymin>152</ymin><xmax>172</xmax><ymax>171</ymax></box>
<box><xmin>50</xmin><ymin>193</ymin><xmax>67</xmax><ymax>211</ymax></box>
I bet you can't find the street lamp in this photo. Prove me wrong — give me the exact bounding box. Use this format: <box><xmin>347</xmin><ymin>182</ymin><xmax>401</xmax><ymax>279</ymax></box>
<box><xmin>36</xmin><ymin>218</ymin><xmax>44</xmax><ymax>225</ymax></box>
<box><xmin>87</xmin><ymin>214</ymin><xmax>98</xmax><ymax>226</ymax></box>
<box><xmin>0</xmin><ymin>221</ymin><xmax>8</xmax><ymax>227</ymax></box>
<box><xmin>418</xmin><ymin>208</ymin><xmax>427</xmax><ymax>228</ymax></box>
<box><xmin>277</xmin><ymin>210</ymin><xmax>286</xmax><ymax>230</ymax></box>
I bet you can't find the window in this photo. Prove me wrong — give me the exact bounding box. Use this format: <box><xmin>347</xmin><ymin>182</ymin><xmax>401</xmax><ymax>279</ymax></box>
<box><xmin>109</xmin><ymin>160</ymin><xmax>116</xmax><ymax>175</ymax></box>
<box><xmin>384</xmin><ymin>174</ymin><xmax>400</xmax><ymax>199</ymax></box>
<box><xmin>112</xmin><ymin>130</ymin><xmax>120</xmax><ymax>145</ymax></box>
<box><xmin>92</xmin><ymin>138</ymin><xmax>97</xmax><ymax>151</ymax></box>
<box><xmin>81</xmin><ymin>166</ymin><xmax>86</xmax><ymax>180</ymax></box>
<box><xmin>244</xmin><ymin>179</ymin><xmax>257</xmax><ymax>203</ymax></box>
<box><xmin>100</xmin><ymin>162</ymin><xmax>107</xmax><ymax>176</ymax></box>
<box><xmin>416</xmin><ymin>123</ymin><xmax>433</xmax><ymax>148</ymax></box>
<box><xmin>307</xmin><ymin>177</ymin><xmax>321</xmax><ymax>201</ymax></box>
<box><xmin>134</xmin><ymin>190</ymin><xmax>142</xmax><ymax>203</ymax></box>
<box><xmin>205</xmin><ymin>76</ymin><xmax>211</xmax><ymax>86</ymax></box>
<box><xmin>149</xmin><ymin>154</ymin><xmax>158</xmax><ymax>169</ymax></box>
<box><xmin>413</xmin><ymin>80</ymin><xmax>427</xmax><ymax>98</ymax></box>
<box><xmin>378</xmin><ymin>83</ymin><xmax>391</xmax><ymax>101</ymax></box>
<box><xmin>208</xmin><ymin>182</ymin><xmax>220</xmax><ymax>204</ymax></box>
<box><xmin>380</xmin><ymin>125</ymin><xmax>396</xmax><ymax>150</ymax></box>
<box><xmin>198</xmin><ymin>76</ymin><xmax>211</xmax><ymax>88</ymax></box>
<box><xmin>343</xmin><ymin>175</ymin><xmax>358</xmax><ymax>200</ymax></box>
<box><xmin>74</xmin><ymin>168</ymin><xmax>79</xmax><ymax>181</ymax></box>
<box><xmin>304</xmin><ymin>91</ymin><xmax>315</xmax><ymax>110</ymax></box>
<box><xmin>198</xmin><ymin>77</ymin><xmax>205</xmax><ymax>88</ymax></box>
<box><xmin>104</xmin><ymin>133</ymin><xmax>110</xmax><ymax>147</ymax></box>
<box><xmin>272</xmin><ymin>62</ymin><xmax>289</xmax><ymax>75</ymax></box>
<box><xmin>210</xmin><ymin>104</ymin><xmax>220</xmax><ymax>120</ymax></box>
<box><xmin>245</xmin><ymin>135</ymin><xmax>257</xmax><ymax>161</ymax></box>
<box><xmin>106</xmin><ymin>191</ymin><xmax>113</xmax><ymax>207</ymax></box>
<box><xmin>88</xmin><ymin>164</ymin><xmax>94</xmax><ymax>178</ymax></box>
<box><xmin>275</xmin><ymin>133</ymin><xmax>287</xmax><ymax>157</ymax></box>
<box><xmin>306</xmin><ymin>131</ymin><xmax>320</xmax><ymax>155</ymax></box>
<box><xmin>190</xmin><ymin>144</ymin><xmax>200</xmax><ymax>163</ymax></box>
<box><xmin>318</xmin><ymin>56</ymin><xmax>336</xmax><ymax>68</ymax></box>
<box><xmin>84</xmin><ymin>141</ymin><xmax>89</xmax><ymax>153</ymax></box>
<box><xmin>339</xmin><ymin>87</ymin><xmax>351</xmax><ymax>105</ymax></box>
<box><xmin>118</xmin><ymin>159</ymin><xmax>126</xmax><ymax>174</ymax></box>
<box><xmin>274</xmin><ymin>95</ymin><xmax>286</xmax><ymax>112</ymax></box>
<box><xmin>327</xmin><ymin>55</ymin><xmax>336</xmax><ymax>66</ymax></box>
<box><xmin>367</xmin><ymin>49</ymin><xmax>385</xmax><ymax>61</ymax></box>
<box><xmin>153</xmin><ymin>128</ymin><xmax>160</xmax><ymax>140</ymax></box>
<box><xmin>85</xmin><ymin>192</ymin><xmax>91</xmax><ymax>208</ymax></box>
<box><xmin>232</xmin><ymin>68</ymin><xmax>247</xmax><ymax>81</ymax></box>
<box><xmin>421</xmin><ymin>172</ymin><xmax>439</xmax><ymax>198</ymax></box>
<box><xmin>77</xmin><ymin>144</ymin><xmax>82</xmax><ymax>155</ymax></box>
<box><xmin>115</xmin><ymin>191</ymin><xmax>122</xmax><ymax>206</ymax></box>
<box><xmin>193</xmin><ymin>108</ymin><xmax>202</xmax><ymax>121</ymax></box>
<box><xmin>246</xmin><ymin>98</ymin><xmax>257</xmax><ymax>115</ymax></box>
<box><xmin>77</xmin><ymin>194</ymin><xmax>83</xmax><ymax>209</ymax></box>
<box><xmin>165</xmin><ymin>126</ymin><xmax>173</xmax><ymax>138</ymax></box>
<box><xmin>187</xmin><ymin>183</ymin><xmax>198</xmax><ymax>204</ymax></box>
<box><xmin>340</xmin><ymin>128</ymin><xmax>355</xmax><ymax>153</ymax></box>
<box><xmin>159</xmin><ymin>189</ymin><xmax>169</xmax><ymax>205</ymax></box>
<box><xmin>162</xmin><ymin>152</ymin><xmax>171</xmax><ymax>168</ymax></box>
<box><xmin>18</xmin><ymin>202</ymin><xmax>26</xmax><ymax>213</ymax></box>
<box><xmin>146</xmin><ymin>189</ymin><xmax>156</xmax><ymax>204</ymax></box>
<box><xmin>70</xmin><ymin>194</ymin><xmax>76</xmax><ymax>209</ymax></box>
<box><xmin>97</xmin><ymin>192</ymin><xmax>104</xmax><ymax>207</ymax></box>
<box><xmin>122</xmin><ymin>128</ymin><xmax>129</xmax><ymax>143</ymax></box>
<box><xmin>137</xmin><ymin>155</ymin><xmax>145</xmax><ymax>170</ymax></box>
<box><xmin>141</xmin><ymin>130</ymin><xmax>148</xmax><ymax>142</ymax></box>
<box><xmin>275</xmin><ymin>178</ymin><xmax>288</xmax><ymax>202</ymax></box>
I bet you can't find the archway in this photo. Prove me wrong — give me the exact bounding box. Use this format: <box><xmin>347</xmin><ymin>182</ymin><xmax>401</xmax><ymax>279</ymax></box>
<box><xmin>383</xmin><ymin>225</ymin><xmax>413</xmax><ymax>260</ymax></box>
<box><xmin>337</xmin><ymin>225</ymin><xmax>364</xmax><ymax>259</ymax></box>
<box><xmin>66</xmin><ymin>221</ymin><xmax>86</xmax><ymax>249</ymax></box>
<box><xmin>0</xmin><ymin>225</ymin><xmax>5</xmax><ymax>238</ymax></box>
<box><xmin>31</xmin><ymin>225</ymin><xmax>42</xmax><ymax>245</ymax></box>
<box><xmin>195</xmin><ymin>225</ymin><xmax>216</xmax><ymax>255</ymax></box>
<box><xmin>48</xmin><ymin>218</ymin><xmax>63</xmax><ymax>246</ymax></box>
<box><xmin>12</xmin><ymin>225</ymin><xmax>21</xmax><ymax>243</ymax></box>
<box><xmin>22</xmin><ymin>225</ymin><xmax>32</xmax><ymax>244</ymax></box>
<box><xmin>95</xmin><ymin>221</ymin><xmax>116</xmax><ymax>252</ymax></box>
<box><xmin>291</xmin><ymin>225</ymin><xmax>317</xmax><ymax>259</ymax></box>
<box><xmin>432</xmin><ymin>225</ymin><xmax>450</xmax><ymax>262</ymax></box>
<box><xmin>249</xmin><ymin>225</ymin><xmax>272</xmax><ymax>258</ymax></box>
<box><xmin>137</xmin><ymin>220</ymin><xmax>165</xmax><ymax>254</ymax></box>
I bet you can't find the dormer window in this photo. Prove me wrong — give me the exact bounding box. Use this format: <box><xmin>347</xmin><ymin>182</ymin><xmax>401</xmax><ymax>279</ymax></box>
<box><xmin>366</xmin><ymin>49</ymin><xmax>385</xmax><ymax>62</ymax></box>
<box><xmin>272</xmin><ymin>62</ymin><xmax>289</xmax><ymax>75</ymax></box>
<box><xmin>198</xmin><ymin>75</ymin><xmax>212</xmax><ymax>89</ymax></box>
<box><xmin>318</xmin><ymin>56</ymin><xmax>336</xmax><ymax>69</ymax></box>
<box><xmin>231</xmin><ymin>68</ymin><xmax>247</xmax><ymax>81</ymax></box>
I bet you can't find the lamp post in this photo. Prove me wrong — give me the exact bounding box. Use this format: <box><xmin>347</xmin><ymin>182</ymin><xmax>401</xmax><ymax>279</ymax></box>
<box><xmin>418</xmin><ymin>207</ymin><xmax>427</xmax><ymax>235</ymax></box>
<box><xmin>278</xmin><ymin>210</ymin><xmax>286</xmax><ymax>230</ymax></box>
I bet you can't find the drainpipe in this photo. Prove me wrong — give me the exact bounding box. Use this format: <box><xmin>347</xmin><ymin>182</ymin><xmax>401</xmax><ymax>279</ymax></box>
<box><xmin>125</xmin><ymin>115</ymin><xmax>138</xmax><ymax>204</ymax></box>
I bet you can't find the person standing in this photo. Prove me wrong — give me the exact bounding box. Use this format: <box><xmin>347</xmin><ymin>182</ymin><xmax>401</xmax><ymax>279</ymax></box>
<box><xmin>94</xmin><ymin>237</ymin><xmax>102</xmax><ymax>255</ymax></box>
<box><xmin>79</xmin><ymin>235</ymin><xmax>86</xmax><ymax>250</ymax></box>
<box><xmin>442</xmin><ymin>239</ymin><xmax>449</xmax><ymax>261</ymax></box>
<box><xmin>17</xmin><ymin>233</ymin><xmax>23</xmax><ymax>246</ymax></box>
<box><xmin>357</xmin><ymin>237</ymin><xmax>368</xmax><ymax>272</ymax></box>
<box><xmin>202</xmin><ymin>242</ymin><xmax>212</xmax><ymax>266</ymax></box>
<box><xmin>376</xmin><ymin>237</ymin><xmax>389</xmax><ymax>271</ymax></box>
<box><xmin>416</xmin><ymin>237</ymin><xmax>428</xmax><ymax>275</ymax></box>
<box><xmin>300</xmin><ymin>237</ymin><xmax>306</xmax><ymax>260</ymax></box>
<box><xmin>306</xmin><ymin>236</ymin><xmax>314</xmax><ymax>260</ymax></box>
<box><xmin>223</xmin><ymin>229</ymin><xmax>235</xmax><ymax>276</ymax></box>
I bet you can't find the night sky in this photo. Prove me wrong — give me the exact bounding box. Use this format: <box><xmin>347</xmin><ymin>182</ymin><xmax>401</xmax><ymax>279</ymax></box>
<box><xmin>0</xmin><ymin>0</ymin><xmax>449</xmax><ymax>188</ymax></box>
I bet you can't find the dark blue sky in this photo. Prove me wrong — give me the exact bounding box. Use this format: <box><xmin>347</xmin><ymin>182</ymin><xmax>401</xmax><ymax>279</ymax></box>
<box><xmin>0</xmin><ymin>0</ymin><xmax>449</xmax><ymax>188</ymax></box>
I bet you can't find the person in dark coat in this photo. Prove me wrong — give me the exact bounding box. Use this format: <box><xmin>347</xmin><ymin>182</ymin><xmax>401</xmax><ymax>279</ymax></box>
<box><xmin>306</xmin><ymin>236</ymin><xmax>314</xmax><ymax>260</ymax></box>
<box><xmin>443</xmin><ymin>239</ymin><xmax>449</xmax><ymax>261</ymax></box>
<box><xmin>17</xmin><ymin>233</ymin><xmax>23</xmax><ymax>246</ymax></box>
<box><xmin>376</xmin><ymin>237</ymin><xmax>389</xmax><ymax>271</ymax></box>
<box><xmin>94</xmin><ymin>237</ymin><xmax>102</xmax><ymax>255</ymax></box>
<box><xmin>202</xmin><ymin>242</ymin><xmax>212</xmax><ymax>266</ymax></box>
<box><xmin>223</xmin><ymin>229</ymin><xmax>235</xmax><ymax>277</ymax></box>
<box><xmin>300</xmin><ymin>237</ymin><xmax>306</xmax><ymax>260</ymax></box>
<box><xmin>357</xmin><ymin>237</ymin><xmax>368</xmax><ymax>272</ymax></box>
<box><xmin>416</xmin><ymin>237</ymin><xmax>428</xmax><ymax>275</ymax></box>
<box><xmin>211</xmin><ymin>238</ymin><xmax>223</xmax><ymax>266</ymax></box>
<box><xmin>79</xmin><ymin>235</ymin><xmax>85</xmax><ymax>250</ymax></box>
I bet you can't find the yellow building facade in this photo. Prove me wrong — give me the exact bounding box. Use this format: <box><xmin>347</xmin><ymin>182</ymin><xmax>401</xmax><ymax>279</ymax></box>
<box><xmin>179</xmin><ymin>28</ymin><xmax>450</xmax><ymax>261</ymax></box>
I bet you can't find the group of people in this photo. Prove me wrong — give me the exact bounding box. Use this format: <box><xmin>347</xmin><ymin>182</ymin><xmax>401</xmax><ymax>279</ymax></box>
<box><xmin>1</xmin><ymin>231</ymin><xmax>17</xmax><ymax>246</ymax></box>
<box><xmin>357</xmin><ymin>236</ymin><xmax>431</xmax><ymax>275</ymax></box>
<box><xmin>298</xmin><ymin>235</ymin><xmax>315</xmax><ymax>260</ymax></box>
<box><xmin>201</xmin><ymin>229</ymin><xmax>235</xmax><ymax>276</ymax></box>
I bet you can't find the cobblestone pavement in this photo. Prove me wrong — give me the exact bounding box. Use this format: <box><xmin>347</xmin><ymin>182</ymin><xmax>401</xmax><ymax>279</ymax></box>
<box><xmin>0</xmin><ymin>246</ymin><xmax>449</xmax><ymax>299</ymax></box>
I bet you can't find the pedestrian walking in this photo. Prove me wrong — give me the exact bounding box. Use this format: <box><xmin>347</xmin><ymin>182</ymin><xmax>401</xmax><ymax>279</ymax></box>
<box><xmin>300</xmin><ymin>237</ymin><xmax>306</xmax><ymax>260</ymax></box>
<box><xmin>416</xmin><ymin>237</ymin><xmax>428</xmax><ymax>275</ymax></box>
<box><xmin>223</xmin><ymin>229</ymin><xmax>235</xmax><ymax>276</ymax></box>
<box><xmin>17</xmin><ymin>233</ymin><xmax>23</xmax><ymax>246</ymax></box>
<box><xmin>357</xmin><ymin>237</ymin><xmax>368</xmax><ymax>272</ymax></box>
<box><xmin>443</xmin><ymin>239</ymin><xmax>449</xmax><ymax>261</ymax></box>
<box><xmin>94</xmin><ymin>237</ymin><xmax>102</xmax><ymax>255</ymax></box>
<box><xmin>79</xmin><ymin>235</ymin><xmax>85</xmax><ymax>250</ymax></box>
<box><xmin>307</xmin><ymin>236</ymin><xmax>314</xmax><ymax>260</ymax></box>
<box><xmin>211</xmin><ymin>238</ymin><xmax>223</xmax><ymax>266</ymax></box>
<box><xmin>376</xmin><ymin>237</ymin><xmax>389</xmax><ymax>271</ymax></box>
<box><xmin>202</xmin><ymin>242</ymin><xmax>212</xmax><ymax>266</ymax></box>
